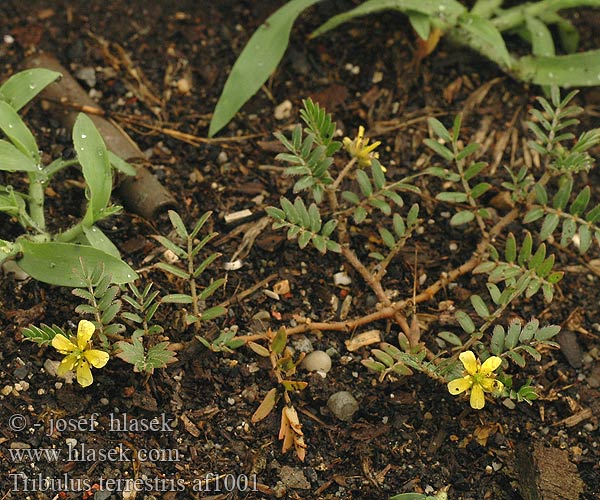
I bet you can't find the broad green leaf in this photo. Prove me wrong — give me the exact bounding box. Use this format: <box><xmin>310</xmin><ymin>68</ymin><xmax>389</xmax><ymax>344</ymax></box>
<box><xmin>0</xmin><ymin>101</ymin><xmax>39</xmax><ymax>162</ymax></box>
<box><xmin>518</xmin><ymin>49</ymin><xmax>600</xmax><ymax>87</ymax></box>
<box><xmin>17</xmin><ymin>240</ymin><xmax>137</xmax><ymax>286</ymax></box>
<box><xmin>0</xmin><ymin>140</ymin><xmax>38</xmax><ymax>171</ymax></box>
<box><xmin>82</xmin><ymin>225</ymin><xmax>120</xmax><ymax>258</ymax></box>
<box><xmin>458</xmin><ymin>13</ymin><xmax>512</xmax><ymax>69</ymax></box>
<box><xmin>408</xmin><ymin>11</ymin><xmax>431</xmax><ymax>40</ymax></box>
<box><xmin>209</xmin><ymin>0</ymin><xmax>320</xmax><ymax>136</ymax></box>
<box><xmin>73</xmin><ymin>114</ymin><xmax>112</xmax><ymax>225</ymax></box>
<box><xmin>525</xmin><ymin>16</ymin><xmax>555</xmax><ymax>57</ymax></box>
<box><xmin>0</xmin><ymin>68</ymin><xmax>61</xmax><ymax>111</ymax></box>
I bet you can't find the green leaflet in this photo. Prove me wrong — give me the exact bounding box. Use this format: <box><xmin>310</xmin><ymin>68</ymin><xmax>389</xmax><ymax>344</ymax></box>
<box><xmin>209</xmin><ymin>0</ymin><xmax>320</xmax><ymax>137</ymax></box>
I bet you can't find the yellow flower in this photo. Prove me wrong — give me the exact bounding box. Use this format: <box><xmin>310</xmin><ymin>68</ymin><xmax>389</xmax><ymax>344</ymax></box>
<box><xmin>448</xmin><ymin>351</ymin><xmax>503</xmax><ymax>410</ymax></box>
<box><xmin>51</xmin><ymin>320</ymin><xmax>109</xmax><ymax>388</ymax></box>
<box><xmin>343</xmin><ymin>125</ymin><xmax>383</xmax><ymax>169</ymax></box>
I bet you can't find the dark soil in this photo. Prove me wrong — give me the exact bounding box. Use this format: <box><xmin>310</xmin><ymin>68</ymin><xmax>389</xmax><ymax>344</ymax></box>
<box><xmin>1</xmin><ymin>1</ymin><xmax>599</xmax><ymax>499</ymax></box>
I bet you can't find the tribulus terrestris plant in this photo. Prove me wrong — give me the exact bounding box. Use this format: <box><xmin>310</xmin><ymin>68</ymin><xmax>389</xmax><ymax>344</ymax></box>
<box><xmin>233</xmin><ymin>88</ymin><xmax>600</xmax><ymax>459</ymax></box>
<box><xmin>22</xmin><ymin>211</ymin><xmax>227</xmax><ymax>385</ymax></box>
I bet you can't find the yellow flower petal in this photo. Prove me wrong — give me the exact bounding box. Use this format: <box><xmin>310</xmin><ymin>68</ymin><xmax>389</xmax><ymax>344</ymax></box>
<box><xmin>76</xmin><ymin>360</ymin><xmax>93</xmax><ymax>388</ymax></box>
<box><xmin>77</xmin><ymin>320</ymin><xmax>95</xmax><ymax>350</ymax></box>
<box><xmin>52</xmin><ymin>334</ymin><xmax>76</xmax><ymax>353</ymax></box>
<box><xmin>480</xmin><ymin>377</ymin><xmax>504</xmax><ymax>393</ymax></box>
<box><xmin>57</xmin><ymin>353</ymin><xmax>78</xmax><ymax>376</ymax></box>
<box><xmin>448</xmin><ymin>376</ymin><xmax>472</xmax><ymax>395</ymax></box>
<box><xmin>84</xmin><ymin>349</ymin><xmax>109</xmax><ymax>368</ymax></box>
<box><xmin>357</xmin><ymin>126</ymin><xmax>365</xmax><ymax>140</ymax></box>
<box><xmin>480</xmin><ymin>355</ymin><xmax>502</xmax><ymax>376</ymax></box>
<box><xmin>470</xmin><ymin>383</ymin><xmax>485</xmax><ymax>409</ymax></box>
<box><xmin>459</xmin><ymin>351</ymin><xmax>478</xmax><ymax>375</ymax></box>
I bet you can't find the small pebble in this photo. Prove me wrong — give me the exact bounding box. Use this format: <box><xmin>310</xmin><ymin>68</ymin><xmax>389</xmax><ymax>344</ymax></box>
<box><xmin>1</xmin><ymin>385</ymin><xmax>13</xmax><ymax>396</ymax></box>
<box><xmin>176</xmin><ymin>77</ymin><xmax>192</xmax><ymax>94</ymax></box>
<box><xmin>327</xmin><ymin>391</ymin><xmax>359</xmax><ymax>421</ymax></box>
<box><xmin>292</xmin><ymin>336</ymin><xmax>313</xmax><ymax>353</ymax></box>
<box><xmin>75</xmin><ymin>67</ymin><xmax>96</xmax><ymax>88</ymax></box>
<box><xmin>4</xmin><ymin>34</ymin><xmax>15</xmax><ymax>44</ymax></box>
<box><xmin>333</xmin><ymin>272</ymin><xmax>352</xmax><ymax>286</ymax></box>
<box><xmin>372</xmin><ymin>71</ymin><xmax>383</xmax><ymax>84</ymax></box>
<box><xmin>302</xmin><ymin>351</ymin><xmax>332</xmax><ymax>376</ymax></box>
<box><xmin>65</xmin><ymin>438</ymin><xmax>77</xmax><ymax>447</ymax></box>
<box><xmin>449</xmin><ymin>242</ymin><xmax>458</xmax><ymax>251</ymax></box>
<box><xmin>44</xmin><ymin>359</ymin><xmax>60</xmax><ymax>377</ymax></box>
<box><xmin>274</xmin><ymin>100</ymin><xmax>292</xmax><ymax>120</ymax></box>
<box><xmin>14</xmin><ymin>381</ymin><xmax>29</xmax><ymax>392</ymax></box>
<box><xmin>217</xmin><ymin>151</ymin><xmax>228</xmax><ymax>164</ymax></box>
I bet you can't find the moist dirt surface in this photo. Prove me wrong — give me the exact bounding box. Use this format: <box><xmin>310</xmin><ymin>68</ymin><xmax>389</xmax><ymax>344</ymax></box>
<box><xmin>0</xmin><ymin>1</ymin><xmax>599</xmax><ymax>499</ymax></box>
